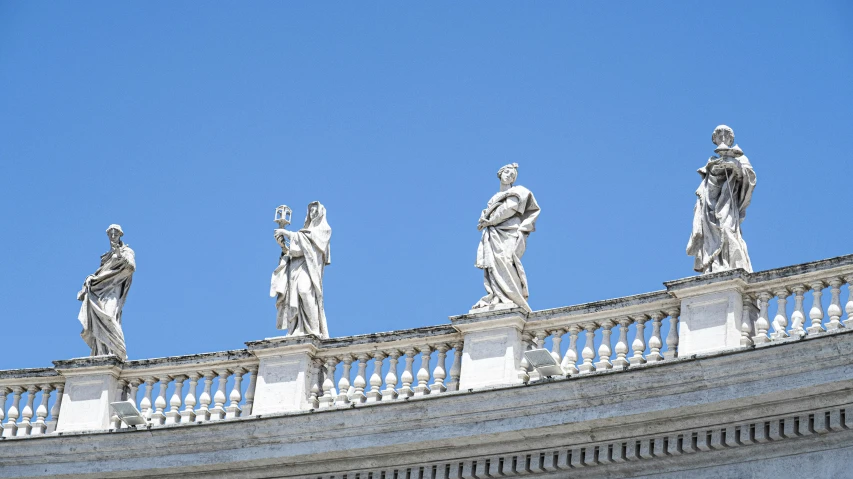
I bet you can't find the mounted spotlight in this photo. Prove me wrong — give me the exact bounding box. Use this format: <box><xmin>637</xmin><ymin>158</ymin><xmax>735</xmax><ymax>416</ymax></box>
<box><xmin>109</xmin><ymin>401</ymin><xmax>148</xmax><ymax>427</ymax></box>
<box><xmin>523</xmin><ymin>349</ymin><xmax>565</xmax><ymax>378</ymax></box>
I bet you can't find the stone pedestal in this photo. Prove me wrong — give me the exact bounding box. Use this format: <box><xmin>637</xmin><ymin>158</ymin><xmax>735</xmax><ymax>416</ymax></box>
<box><xmin>53</xmin><ymin>356</ymin><xmax>123</xmax><ymax>433</ymax></box>
<box><xmin>245</xmin><ymin>335</ymin><xmax>320</xmax><ymax>415</ymax></box>
<box><xmin>450</xmin><ymin>308</ymin><xmax>527</xmax><ymax>391</ymax></box>
<box><xmin>666</xmin><ymin>272</ymin><xmax>753</xmax><ymax>356</ymax></box>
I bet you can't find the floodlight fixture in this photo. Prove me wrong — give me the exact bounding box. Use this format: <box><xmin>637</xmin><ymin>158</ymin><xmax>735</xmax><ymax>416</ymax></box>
<box><xmin>109</xmin><ymin>401</ymin><xmax>148</xmax><ymax>427</ymax></box>
<box><xmin>523</xmin><ymin>349</ymin><xmax>565</xmax><ymax>377</ymax></box>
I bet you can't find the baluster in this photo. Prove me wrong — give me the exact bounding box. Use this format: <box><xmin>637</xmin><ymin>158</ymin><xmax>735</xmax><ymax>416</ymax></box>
<box><xmin>447</xmin><ymin>342</ymin><xmax>463</xmax><ymax>392</ymax></box>
<box><xmin>807</xmin><ymin>282</ymin><xmax>825</xmax><ymax>334</ymax></box>
<box><xmin>753</xmin><ymin>292</ymin><xmax>772</xmax><ymax>344</ymax></box>
<box><xmin>351</xmin><ymin>354</ymin><xmax>369</xmax><ymax>403</ymax></box>
<box><xmin>827</xmin><ymin>278</ymin><xmax>845</xmax><ymax>330</ymax></box>
<box><xmin>195</xmin><ymin>371</ymin><xmax>215</xmax><ymax>422</ymax></box>
<box><xmin>46</xmin><ymin>383</ymin><xmax>63</xmax><ymax>433</ymax></box>
<box><xmin>309</xmin><ymin>359</ymin><xmax>322</xmax><ymax>409</ymax></box>
<box><xmin>319</xmin><ymin>358</ymin><xmax>338</xmax><ymax>408</ymax></box>
<box><xmin>2</xmin><ymin>386</ymin><xmax>23</xmax><ymax>438</ymax></box>
<box><xmin>181</xmin><ymin>373</ymin><xmax>199</xmax><ymax>423</ymax></box>
<box><xmin>17</xmin><ymin>385</ymin><xmax>37</xmax><ymax>436</ymax></box>
<box><xmin>414</xmin><ymin>346</ymin><xmax>432</xmax><ymax>396</ymax></box>
<box><xmin>243</xmin><ymin>365</ymin><xmax>258</xmax><ymax>416</ymax></box>
<box><xmin>336</xmin><ymin>355</ymin><xmax>353</xmax><ymax>405</ymax></box>
<box><xmin>561</xmin><ymin>325</ymin><xmax>581</xmax><ymax>374</ymax></box>
<box><xmin>382</xmin><ymin>351</ymin><xmax>400</xmax><ymax>400</ymax></box>
<box><xmin>845</xmin><ymin>276</ymin><xmax>853</xmax><ymax>329</ymax></box>
<box><xmin>226</xmin><ymin>368</ymin><xmax>245</xmax><ymax>418</ymax></box>
<box><xmin>400</xmin><ymin>349</ymin><xmax>416</xmax><ymax>398</ymax></box>
<box><xmin>549</xmin><ymin>329</ymin><xmax>565</xmax><ymax>365</ymax></box>
<box><xmin>665</xmin><ymin>309</ymin><xmax>680</xmax><ymax>358</ymax></box>
<box><xmin>647</xmin><ymin>312</ymin><xmax>665</xmax><ymax>362</ymax></box>
<box><xmin>0</xmin><ymin>387</ymin><xmax>8</xmax><ymax>436</ymax></box>
<box><xmin>165</xmin><ymin>375</ymin><xmax>185</xmax><ymax>425</ymax></box>
<box><xmin>152</xmin><ymin>376</ymin><xmax>171</xmax><ymax>425</ymax></box>
<box><xmin>366</xmin><ymin>352</ymin><xmax>386</xmax><ymax>403</ymax></box>
<box><xmin>431</xmin><ymin>344</ymin><xmax>450</xmax><ymax>394</ymax></box>
<box><xmin>127</xmin><ymin>379</ymin><xmax>141</xmax><ymax>409</ymax></box>
<box><xmin>31</xmin><ymin>384</ymin><xmax>53</xmax><ymax>435</ymax></box>
<box><xmin>211</xmin><ymin>370</ymin><xmax>231</xmax><ymax>420</ymax></box>
<box><xmin>771</xmin><ymin>288</ymin><xmax>790</xmax><ymax>340</ymax></box>
<box><xmin>578</xmin><ymin>322</ymin><xmax>598</xmax><ymax>373</ymax></box>
<box><xmin>629</xmin><ymin>314</ymin><xmax>648</xmax><ymax>366</ymax></box>
<box><xmin>518</xmin><ymin>333</ymin><xmax>534</xmax><ymax>382</ymax></box>
<box><xmin>740</xmin><ymin>296</ymin><xmax>755</xmax><ymax>347</ymax></box>
<box><xmin>789</xmin><ymin>286</ymin><xmax>807</xmax><ymax>337</ymax></box>
<box><xmin>595</xmin><ymin>320</ymin><xmax>614</xmax><ymax>370</ymax></box>
<box><xmin>139</xmin><ymin>377</ymin><xmax>156</xmax><ymax>421</ymax></box>
<box><xmin>612</xmin><ymin>318</ymin><xmax>632</xmax><ymax>369</ymax></box>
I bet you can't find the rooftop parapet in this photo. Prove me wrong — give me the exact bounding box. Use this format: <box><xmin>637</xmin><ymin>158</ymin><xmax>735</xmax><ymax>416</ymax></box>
<box><xmin>1</xmin><ymin>253</ymin><xmax>852</xmax><ymax>439</ymax></box>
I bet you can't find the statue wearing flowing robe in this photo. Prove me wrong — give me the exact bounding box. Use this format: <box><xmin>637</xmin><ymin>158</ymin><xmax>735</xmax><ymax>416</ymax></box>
<box><xmin>687</xmin><ymin>126</ymin><xmax>757</xmax><ymax>274</ymax></box>
<box><xmin>77</xmin><ymin>225</ymin><xmax>135</xmax><ymax>359</ymax></box>
<box><xmin>473</xmin><ymin>164</ymin><xmax>541</xmax><ymax>313</ymax></box>
<box><xmin>271</xmin><ymin>202</ymin><xmax>331</xmax><ymax>338</ymax></box>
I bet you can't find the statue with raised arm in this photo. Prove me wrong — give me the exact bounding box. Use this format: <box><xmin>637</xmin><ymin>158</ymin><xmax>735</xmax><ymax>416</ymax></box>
<box><xmin>687</xmin><ymin>125</ymin><xmax>757</xmax><ymax>274</ymax></box>
<box><xmin>271</xmin><ymin>201</ymin><xmax>331</xmax><ymax>338</ymax></box>
<box><xmin>77</xmin><ymin>224</ymin><xmax>135</xmax><ymax>359</ymax></box>
<box><xmin>472</xmin><ymin>163</ymin><xmax>541</xmax><ymax>313</ymax></box>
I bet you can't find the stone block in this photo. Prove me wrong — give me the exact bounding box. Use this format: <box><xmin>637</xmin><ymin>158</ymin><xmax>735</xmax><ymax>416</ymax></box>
<box><xmin>450</xmin><ymin>309</ymin><xmax>526</xmax><ymax>391</ymax></box>
<box><xmin>677</xmin><ymin>289</ymin><xmax>745</xmax><ymax>355</ymax></box>
<box><xmin>53</xmin><ymin>356</ymin><xmax>123</xmax><ymax>433</ymax></box>
<box><xmin>245</xmin><ymin>335</ymin><xmax>320</xmax><ymax>415</ymax></box>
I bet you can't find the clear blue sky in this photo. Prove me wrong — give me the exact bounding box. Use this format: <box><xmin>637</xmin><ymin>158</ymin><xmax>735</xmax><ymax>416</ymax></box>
<box><xmin>1</xmin><ymin>2</ymin><xmax>851</xmax><ymax>370</ymax></box>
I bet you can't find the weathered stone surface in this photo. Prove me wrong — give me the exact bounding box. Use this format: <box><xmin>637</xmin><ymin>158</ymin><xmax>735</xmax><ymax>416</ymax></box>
<box><xmin>1</xmin><ymin>329</ymin><xmax>851</xmax><ymax>478</ymax></box>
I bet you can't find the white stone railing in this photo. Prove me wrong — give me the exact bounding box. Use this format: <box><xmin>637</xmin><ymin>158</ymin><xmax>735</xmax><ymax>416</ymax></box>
<box><xmin>312</xmin><ymin>325</ymin><xmax>464</xmax><ymax>407</ymax></box>
<box><xmin>0</xmin><ymin>368</ymin><xmax>64</xmax><ymax>437</ymax></box>
<box><xmin>2</xmin><ymin>253</ymin><xmax>852</xmax><ymax>440</ymax></box>
<box><xmin>116</xmin><ymin>350</ymin><xmax>259</xmax><ymax>427</ymax></box>
<box><xmin>522</xmin><ymin>292</ymin><xmax>681</xmax><ymax>379</ymax></box>
<box><xmin>665</xmin><ymin>253</ymin><xmax>853</xmax><ymax>351</ymax></box>
<box><xmin>743</xmin><ymin>257</ymin><xmax>853</xmax><ymax>343</ymax></box>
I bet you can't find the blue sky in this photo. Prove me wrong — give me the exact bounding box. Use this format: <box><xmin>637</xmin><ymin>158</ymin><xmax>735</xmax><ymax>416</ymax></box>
<box><xmin>1</xmin><ymin>2</ymin><xmax>851</xmax><ymax>370</ymax></box>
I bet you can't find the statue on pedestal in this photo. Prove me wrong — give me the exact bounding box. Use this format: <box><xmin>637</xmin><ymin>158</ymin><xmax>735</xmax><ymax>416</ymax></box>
<box><xmin>687</xmin><ymin>125</ymin><xmax>757</xmax><ymax>274</ymax></box>
<box><xmin>271</xmin><ymin>202</ymin><xmax>331</xmax><ymax>338</ymax></box>
<box><xmin>472</xmin><ymin>163</ymin><xmax>541</xmax><ymax>313</ymax></box>
<box><xmin>77</xmin><ymin>224</ymin><xmax>135</xmax><ymax>359</ymax></box>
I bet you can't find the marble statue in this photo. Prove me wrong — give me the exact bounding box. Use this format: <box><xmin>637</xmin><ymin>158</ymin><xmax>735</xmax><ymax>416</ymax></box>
<box><xmin>472</xmin><ymin>163</ymin><xmax>541</xmax><ymax>313</ymax></box>
<box><xmin>687</xmin><ymin>125</ymin><xmax>757</xmax><ymax>274</ymax></box>
<box><xmin>76</xmin><ymin>224</ymin><xmax>135</xmax><ymax>359</ymax></box>
<box><xmin>271</xmin><ymin>201</ymin><xmax>331</xmax><ymax>338</ymax></box>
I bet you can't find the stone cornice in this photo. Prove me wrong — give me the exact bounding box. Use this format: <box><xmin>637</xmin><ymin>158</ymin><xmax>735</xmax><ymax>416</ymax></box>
<box><xmin>245</xmin><ymin>334</ymin><xmax>321</xmax><ymax>358</ymax></box>
<box><xmin>52</xmin><ymin>355</ymin><xmax>124</xmax><ymax>378</ymax></box>
<box><xmin>450</xmin><ymin>308</ymin><xmax>527</xmax><ymax>333</ymax></box>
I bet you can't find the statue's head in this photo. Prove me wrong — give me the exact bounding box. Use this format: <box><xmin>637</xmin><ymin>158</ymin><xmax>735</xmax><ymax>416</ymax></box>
<box><xmin>106</xmin><ymin>224</ymin><xmax>123</xmax><ymax>245</ymax></box>
<box><xmin>712</xmin><ymin>125</ymin><xmax>735</xmax><ymax>148</ymax></box>
<box><xmin>497</xmin><ymin>163</ymin><xmax>519</xmax><ymax>186</ymax></box>
<box><xmin>309</xmin><ymin>202</ymin><xmax>320</xmax><ymax>220</ymax></box>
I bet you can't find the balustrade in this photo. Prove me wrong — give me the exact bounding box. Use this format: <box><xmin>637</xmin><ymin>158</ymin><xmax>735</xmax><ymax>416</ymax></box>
<box><xmin>524</xmin><ymin>306</ymin><xmax>681</xmax><ymax>377</ymax></box>
<box><xmin>314</xmin><ymin>327</ymin><xmax>463</xmax><ymax>406</ymax></box>
<box><xmin>747</xmin><ymin>271</ymin><xmax>851</xmax><ymax>344</ymax></box>
<box><xmin>0</xmin><ymin>369</ymin><xmax>63</xmax><ymax>438</ymax></box>
<box><xmin>2</xmin><ymin>253</ymin><xmax>851</xmax><ymax>440</ymax></box>
<box><xmin>115</xmin><ymin>352</ymin><xmax>258</xmax><ymax>429</ymax></box>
